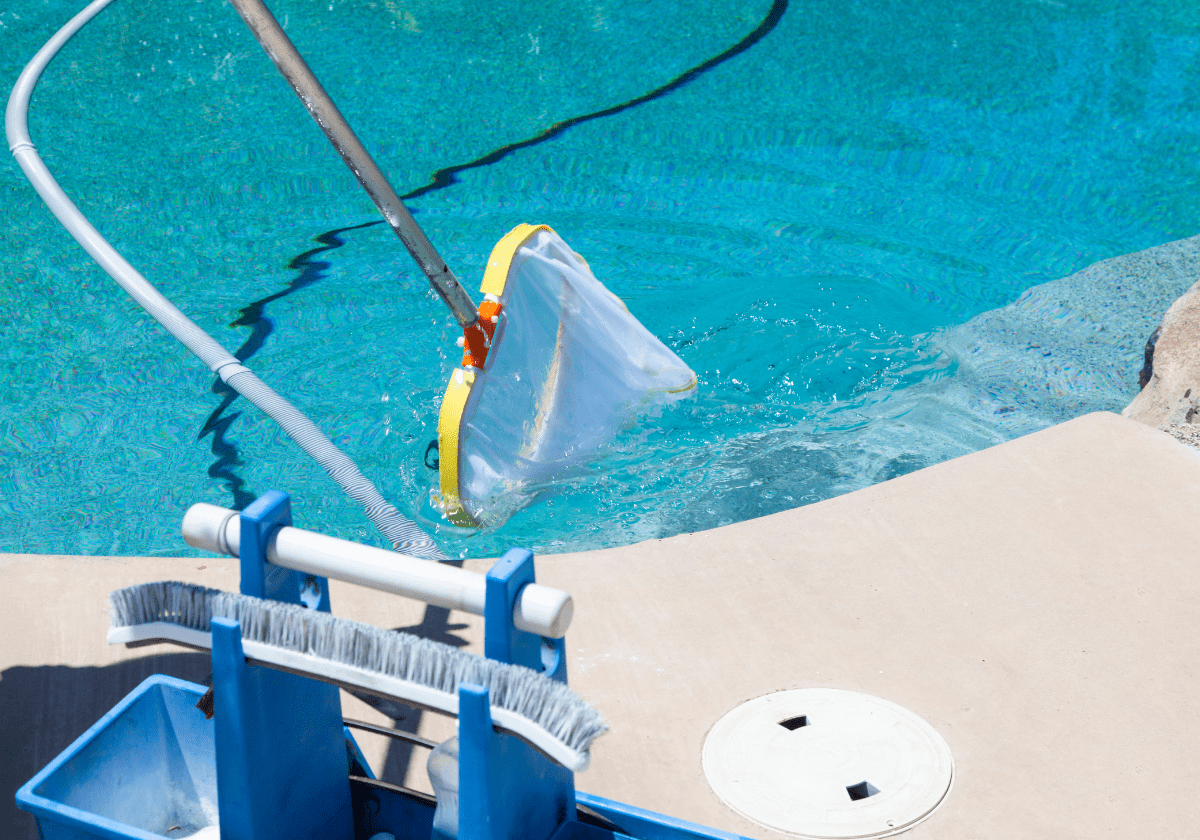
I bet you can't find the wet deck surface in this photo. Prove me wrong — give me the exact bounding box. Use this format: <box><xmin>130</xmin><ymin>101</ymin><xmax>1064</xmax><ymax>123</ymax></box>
<box><xmin>4</xmin><ymin>411</ymin><xmax>1200</xmax><ymax>839</ymax></box>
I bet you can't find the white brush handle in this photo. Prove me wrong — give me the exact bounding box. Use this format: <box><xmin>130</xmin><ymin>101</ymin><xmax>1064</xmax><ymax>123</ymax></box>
<box><xmin>105</xmin><ymin>623</ymin><xmax>589</xmax><ymax>771</ymax></box>
<box><xmin>181</xmin><ymin>503</ymin><xmax>573</xmax><ymax>638</ymax></box>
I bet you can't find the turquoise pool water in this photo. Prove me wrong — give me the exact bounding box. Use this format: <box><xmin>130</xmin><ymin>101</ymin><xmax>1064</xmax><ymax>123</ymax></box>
<box><xmin>2</xmin><ymin>0</ymin><xmax>1199</xmax><ymax>557</ymax></box>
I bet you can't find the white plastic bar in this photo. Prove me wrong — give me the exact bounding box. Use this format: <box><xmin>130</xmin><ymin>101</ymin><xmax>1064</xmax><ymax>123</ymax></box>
<box><xmin>105</xmin><ymin>622</ymin><xmax>588</xmax><ymax>771</ymax></box>
<box><xmin>182</xmin><ymin>503</ymin><xmax>574</xmax><ymax>638</ymax></box>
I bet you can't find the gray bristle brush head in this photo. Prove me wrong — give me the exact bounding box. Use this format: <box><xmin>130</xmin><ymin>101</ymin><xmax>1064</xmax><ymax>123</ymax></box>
<box><xmin>109</xmin><ymin>581</ymin><xmax>607</xmax><ymax>754</ymax></box>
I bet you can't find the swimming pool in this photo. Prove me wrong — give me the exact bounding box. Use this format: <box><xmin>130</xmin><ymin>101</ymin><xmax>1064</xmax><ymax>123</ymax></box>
<box><xmin>3</xmin><ymin>0</ymin><xmax>1199</xmax><ymax>558</ymax></box>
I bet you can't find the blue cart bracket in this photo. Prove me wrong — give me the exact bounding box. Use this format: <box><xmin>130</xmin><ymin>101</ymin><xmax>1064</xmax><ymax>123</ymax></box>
<box><xmin>575</xmin><ymin>793</ymin><xmax>751</xmax><ymax>840</ymax></box>
<box><xmin>14</xmin><ymin>673</ymin><xmax>751</xmax><ymax>840</ymax></box>
<box><xmin>16</xmin><ymin>493</ymin><xmax>750</xmax><ymax>840</ymax></box>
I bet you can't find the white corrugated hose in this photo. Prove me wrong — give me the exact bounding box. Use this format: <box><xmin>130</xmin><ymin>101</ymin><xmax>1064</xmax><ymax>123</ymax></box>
<box><xmin>5</xmin><ymin>0</ymin><xmax>446</xmax><ymax>561</ymax></box>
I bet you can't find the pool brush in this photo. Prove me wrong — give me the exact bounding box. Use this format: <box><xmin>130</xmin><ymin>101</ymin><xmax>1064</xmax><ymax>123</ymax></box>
<box><xmin>107</xmin><ymin>580</ymin><xmax>606</xmax><ymax>771</ymax></box>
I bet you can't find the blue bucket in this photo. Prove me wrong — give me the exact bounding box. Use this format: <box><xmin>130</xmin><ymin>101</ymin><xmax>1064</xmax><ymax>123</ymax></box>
<box><xmin>15</xmin><ymin>675</ymin><xmax>217</xmax><ymax>840</ymax></box>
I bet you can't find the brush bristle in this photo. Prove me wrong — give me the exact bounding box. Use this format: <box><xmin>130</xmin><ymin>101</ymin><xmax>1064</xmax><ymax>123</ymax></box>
<box><xmin>109</xmin><ymin>581</ymin><xmax>607</xmax><ymax>753</ymax></box>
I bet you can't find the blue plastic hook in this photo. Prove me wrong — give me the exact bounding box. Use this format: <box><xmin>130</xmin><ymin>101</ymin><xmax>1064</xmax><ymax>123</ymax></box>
<box><xmin>484</xmin><ymin>548</ymin><xmax>567</xmax><ymax>682</ymax></box>
<box><xmin>238</xmin><ymin>490</ymin><xmax>330</xmax><ymax>611</ymax></box>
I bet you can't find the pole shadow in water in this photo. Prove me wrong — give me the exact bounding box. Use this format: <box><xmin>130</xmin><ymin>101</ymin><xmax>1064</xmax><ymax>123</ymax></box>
<box><xmin>200</xmin><ymin>0</ymin><xmax>789</xmax><ymax>510</ymax></box>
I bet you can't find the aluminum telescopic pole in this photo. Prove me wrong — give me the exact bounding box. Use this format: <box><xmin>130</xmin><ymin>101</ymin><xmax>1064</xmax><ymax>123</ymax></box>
<box><xmin>228</xmin><ymin>0</ymin><xmax>479</xmax><ymax>328</ymax></box>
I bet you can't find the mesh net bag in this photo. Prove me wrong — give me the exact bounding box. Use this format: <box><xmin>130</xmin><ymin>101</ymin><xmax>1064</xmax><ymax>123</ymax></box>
<box><xmin>436</xmin><ymin>225</ymin><xmax>697</xmax><ymax>527</ymax></box>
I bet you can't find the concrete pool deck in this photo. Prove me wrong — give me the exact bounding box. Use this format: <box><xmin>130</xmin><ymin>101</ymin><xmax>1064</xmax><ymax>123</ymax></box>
<box><xmin>4</xmin><ymin>410</ymin><xmax>1200</xmax><ymax>838</ymax></box>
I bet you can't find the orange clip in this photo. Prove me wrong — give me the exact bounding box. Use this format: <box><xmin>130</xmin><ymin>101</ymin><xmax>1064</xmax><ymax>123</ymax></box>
<box><xmin>461</xmin><ymin>299</ymin><xmax>502</xmax><ymax>368</ymax></box>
